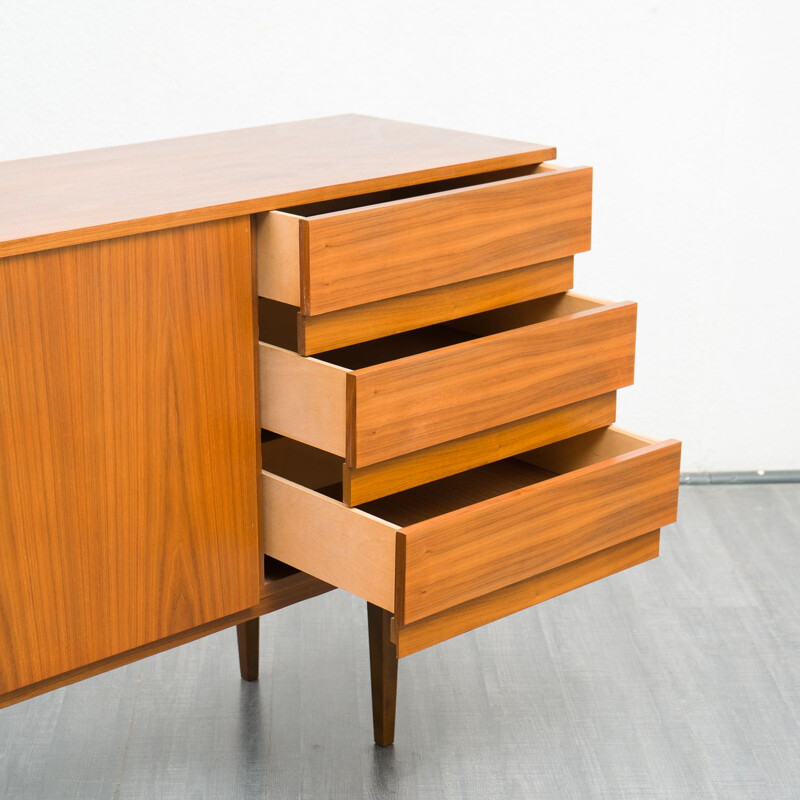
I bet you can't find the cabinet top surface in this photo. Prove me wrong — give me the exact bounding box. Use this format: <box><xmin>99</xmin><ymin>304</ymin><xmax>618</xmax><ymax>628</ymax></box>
<box><xmin>0</xmin><ymin>114</ymin><xmax>555</xmax><ymax>258</ymax></box>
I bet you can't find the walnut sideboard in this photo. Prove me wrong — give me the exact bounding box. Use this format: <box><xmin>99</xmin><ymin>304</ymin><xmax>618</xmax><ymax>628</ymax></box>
<box><xmin>0</xmin><ymin>115</ymin><xmax>681</xmax><ymax>746</ymax></box>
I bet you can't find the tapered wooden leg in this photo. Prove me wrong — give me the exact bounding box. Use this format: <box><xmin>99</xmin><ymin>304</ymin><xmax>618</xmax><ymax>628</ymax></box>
<box><xmin>367</xmin><ymin>603</ymin><xmax>398</xmax><ymax>746</ymax></box>
<box><xmin>236</xmin><ymin>617</ymin><xmax>260</xmax><ymax>681</ymax></box>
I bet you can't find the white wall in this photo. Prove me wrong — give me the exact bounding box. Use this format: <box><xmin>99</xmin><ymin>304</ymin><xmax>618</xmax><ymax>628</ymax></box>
<box><xmin>2</xmin><ymin>0</ymin><xmax>798</xmax><ymax>472</ymax></box>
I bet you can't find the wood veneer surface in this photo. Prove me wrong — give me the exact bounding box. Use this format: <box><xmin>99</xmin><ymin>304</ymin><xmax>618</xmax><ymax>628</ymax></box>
<box><xmin>0</xmin><ymin>115</ymin><xmax>555</xmax><ymax>257</ymax></box>
<box><xmin>0</xmin><ymin>218</ymin><xmax>261</xmax><ymax>695</ymax></box>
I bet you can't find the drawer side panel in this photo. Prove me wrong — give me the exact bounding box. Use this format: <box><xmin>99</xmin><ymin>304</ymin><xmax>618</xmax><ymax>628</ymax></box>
<box><xmin>258</xmin><ymin>342</ymin><xmax>348</xmax><ymax>457</ymax></box>
<box><xmin>299</xmin><ymin>257</ymin><xmax>574</xmax><ymax>355</ymax></box>
<box><xmin>262</xmin><ymin>472</ymin><xmax>397</xmax><ymax>611</ymax></box>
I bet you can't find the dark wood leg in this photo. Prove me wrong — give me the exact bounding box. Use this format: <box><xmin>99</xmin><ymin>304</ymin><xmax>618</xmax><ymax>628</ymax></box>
<box><xmin>367</xmin><ymin>603</ymin><xmax>398</xmax><ymax>746</ymax></box>
<box><xmin>236</xmin><ymin>617</ymin><xmax>260</xmax><ymax>681</ymax></box>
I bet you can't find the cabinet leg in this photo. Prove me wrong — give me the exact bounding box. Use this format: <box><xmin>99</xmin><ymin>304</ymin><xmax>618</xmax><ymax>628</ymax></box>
<box><xmin>367</xmin><ymin>603</ymin><xmax>398</xmax><ymax>746</ymax></box>
<box><xmin>236</xmin><ymin>617</ymin><xmax>260</xmax><ymax>681</ymax></box>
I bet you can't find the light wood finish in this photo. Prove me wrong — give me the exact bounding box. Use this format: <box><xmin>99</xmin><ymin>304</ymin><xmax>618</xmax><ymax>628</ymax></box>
<box><xmin>259</xmin><ymin>342</ymin><xmax>349</xmax><ymax>457</ymax></box>
<box><xmin>261</xmin><ymin>427</ymin><xmax>680</xmax><ymax>635</ymax></box>
<box><xmin>261</xmin><ymin>472</ymin><xmax>399</xmax><ymax>612</ymax></box>
<box><xmin>257</xmin><ymin>210</ymin><xmax>302</xmax><ymax>306</ymax></box>
<box><xmin>448</xmin><ymin>288</ymin><xmax>610</xmax><ymax>334</ymax></box>
<box><xmin>397</xmin><ymin>435</ymin><xmax>680</xmax><ymax>624</ymax></box>
<box><xmin>343</xmin><ymin>393</ymin><xmax>617</xmax><ymax>506</ymax></box>
<box><xmin>367</xmin><ymin>603</ymin><xmax>399</xmax><ymax>747</ymax></box>
<box><xmin>259</xmin><ymin>293</ymin><xmax>637</xmax><ymax>467</ymax></box>
<box><xmin>296</xmin><ymin>257</ymin><xmax>574</xmax><ymax>355</ymax></box>
<box><xmin>257</xmin><ymin>164</ymin><xmax>591</xmax><ymax>314</ymax></box>
<box><xmin>521</xmin><ymin>424</ymin><xmax>661</xmax><ymax>473</ymax></box>
<box><xmin>0</xmin><ymin>114</ymin><xmax>681</xmax><ymax>747</ymax></box>
<box><xmin>0</xmin><ymin>218</ymin><xmax>261</xmax><ymax>697</ymax></box>
<box><xmin>391</xmin><ymin>531</ymin><xmax>660</xmax><ymax>657</ymax></box>
<box><xmin>0</xmin><ymin>115</ymin><xmax>556</xmax><ymax>258</ymax></box>
<box><xmin>0</xmin><ymin>565</ymin><xmax>333</xmax><ymax>709</ymax></box>
<box><xmin>236</xmin><ymin>618</ymin><xmax>260</xmax><ymax>682</ymax></box>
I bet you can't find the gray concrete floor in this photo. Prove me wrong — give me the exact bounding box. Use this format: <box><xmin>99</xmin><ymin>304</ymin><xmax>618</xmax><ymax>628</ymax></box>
<box><xmin>1</xmin><ymin>484</ymin><xmax>799</xmax><ymax>799</ymax></box>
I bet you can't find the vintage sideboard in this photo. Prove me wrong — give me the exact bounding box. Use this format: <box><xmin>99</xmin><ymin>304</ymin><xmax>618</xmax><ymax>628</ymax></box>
<box><xmin>0</xmin><ymin>115</ymin><xmax>680</xmax><ymax>746</ymax></box>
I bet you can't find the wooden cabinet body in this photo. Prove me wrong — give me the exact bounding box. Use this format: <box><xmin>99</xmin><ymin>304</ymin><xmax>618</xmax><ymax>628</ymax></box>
<box><xmin>0</xmin><ymin>116</ymin><xmax>679</xmax><ymax>729</ymax></box>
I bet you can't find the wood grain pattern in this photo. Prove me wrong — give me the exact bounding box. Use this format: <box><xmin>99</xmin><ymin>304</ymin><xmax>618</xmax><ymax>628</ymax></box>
<box><xmin>342</xmin><ymin>393</ymin><xmax>617</xmax><ymax>506</ymax></box>
<box><xmin>297</xmin><ymin>257</ymin><xmax>574</xmax><ymax>355</ymax></box>
<box><xmin>349</xmin><ymin>298</ymin><xmax>636</xmax><ymax>467</ymax></box>
<box><xmin>259</xmin><ymin>296</ymin><xmax>636</xmax><ymax>467</ymax></box>
<box><xmin>296</xmin><ymin>164</ymin><xmax>592</xmax><ymax>314</ymax></box>
<box><xmin>0</xmin><ymin>218</ymin><xmax>262</xmax><ymax>696</ymax></box>
<box><xmin>392</xmin><ymin>531</ymin><xmax>660</xmax><ymax>656</ymax></box>
<box><xmin>398</xmin><ymin>436</ymin><xmax>681</xmax><ymax>624</ymax></box>
<box><xmin>259</xmin><ymin>430</ymin><xmax>679</xmax><ymax>634</ymax></box>
<box><xmin>0</xmin><ymin>566</ymin><xmax>333</xmax><ymax>709</ymax></box>
<box><xmin>0</xmin><ymin>115</ymin><xmax>556</xmax><ymax>258</ymax></box>
<box><xmin>261</xmin><ymin>472</ymin><xmax>398</xmax><ymax>611</ymax></box>
<box><xmin>259</xmin><ymin>342</ymin><xmax>348</xmax><ymax>457</ymax></box>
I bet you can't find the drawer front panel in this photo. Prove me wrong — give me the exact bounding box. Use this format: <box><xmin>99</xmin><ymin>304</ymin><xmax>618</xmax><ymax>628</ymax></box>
<box><xmin>343</xmin><ymin>393</ymin><xmax>618</xmax><ymax>506</ymax></box>
<box><xmin>398</xmin><ymin>439</ymin><xmax>681</xmax><ymax>625</ymax></box>
<box><xmin>350</xmin><ymin>301</ymin><xmax>636</xmax><ymax>467</ymax></box>
<box><xmin>303</xmin><ymin>166</ymin><xmax>592</xmax><ymax>314</ymax></box>
<box><xmin>298</xmin><ymin>257</ymin><xmax>575</xmax><ymax>356</ymax></box>
<box><xmin>393</xmin><ymin>531</ymin><xmax>661</xmax><ymax>657</ymax></box>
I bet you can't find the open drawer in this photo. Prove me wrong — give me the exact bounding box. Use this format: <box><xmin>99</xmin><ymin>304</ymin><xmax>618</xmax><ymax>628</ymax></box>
<box><xmin>259</xmin><ymin>292</ymin><xmax>637</xmax><ymax>468</ymax></box>
<box><xmin>256</xmin><ymin>163</ymin><xmax>592</xmax><ymax>315</ymax></box>
<box><xmin>262</xmin><ymin>426</ymin><xmax>681</xmax><ymax>647</ymax></box>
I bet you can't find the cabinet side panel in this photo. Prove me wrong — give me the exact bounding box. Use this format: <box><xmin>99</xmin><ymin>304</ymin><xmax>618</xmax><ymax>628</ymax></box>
<box><xmin>0</xmin><ymin>218</ymin><xmax>260</xmax><ymax>695</ymax></box>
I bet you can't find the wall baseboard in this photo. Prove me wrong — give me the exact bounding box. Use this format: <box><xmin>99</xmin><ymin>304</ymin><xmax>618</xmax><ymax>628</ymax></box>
<box><xmin>681</xmin><ymin>471</ymin><xmax>800</xmax><ymax>485</ymax></box>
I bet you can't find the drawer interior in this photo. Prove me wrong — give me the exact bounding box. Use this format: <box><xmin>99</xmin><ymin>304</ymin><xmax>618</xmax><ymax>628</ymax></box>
<box><xmin>264</xmin><ymin>555</ymin><xmax>300</xmax><ymax>583</ymax></box>
<box><xmin>277</xmin><ymin>163</ymin><xmax>540</xmax><ymax>219</ymax></box>
<box><xmin>262</xmin><ymin>425</ymin><xmax>678</xmax><ymax>620</ymax></box>
<box><xmin>355</xmin><ymin>460</ymin><xmax>554</xmax><ymax>524</ymax></box>
<box><xmin>263</xmin><ymin>425</ymin><xmax>659</xmax><ymax>524</ymax></box>
<box><xmin>259</xmin><ymin>291</ymin><xmax>608</xmax><ymax>368</ymax></box>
